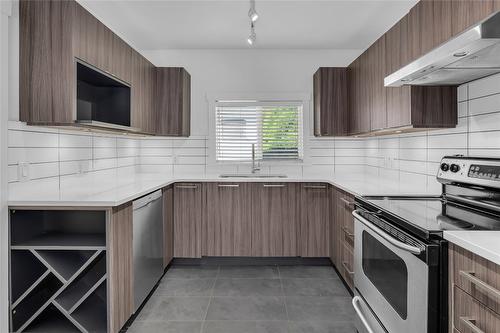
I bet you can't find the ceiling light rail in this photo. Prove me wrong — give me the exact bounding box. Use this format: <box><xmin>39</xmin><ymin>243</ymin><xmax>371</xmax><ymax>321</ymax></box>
<box><xmin>247</xmin><ymin>0</ymin><xmax>259</xmax><ymax>45</ymax></box>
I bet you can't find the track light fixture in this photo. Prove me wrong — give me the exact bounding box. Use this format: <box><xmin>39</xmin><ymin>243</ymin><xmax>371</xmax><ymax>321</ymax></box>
<box><xmin>247</xmin><ymin>0</ymin><xmax>258</xmax><ymax>45</ymax></box>
<box><xmin>248</xmin><ymin>0</ymin><xmax>259</xmax><ymax>22</ymax></box>
<box><xmin>247</xmin><ymin>23</ymin><xmax>256</xmax><ymax>45</ymax></box>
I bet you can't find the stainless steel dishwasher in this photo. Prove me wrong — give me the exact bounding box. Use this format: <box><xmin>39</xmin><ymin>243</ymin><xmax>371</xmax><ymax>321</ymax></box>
<box><xmin>132</xmin><ymin>190</ymin><xmax>164</xmax><ymax>312</ymax></box>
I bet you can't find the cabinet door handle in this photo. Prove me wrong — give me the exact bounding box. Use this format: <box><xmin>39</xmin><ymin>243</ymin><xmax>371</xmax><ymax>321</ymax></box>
<box><xmin>263</xmin><ymin>184</ymin><xmax>285</xmax><ymax>188</ymax></box>
<box><xmin>176</xmin><ymin>185</ymin><xmax>198</xmax><ymax>189</ymax></box>
<box><xmin>459</xmin><ymin>270</ymin><xmax>500</xmax><ymax>299</ymax></box>
<box><xmin>303</xmin><ymin>185</ymin><xmax>326</xmax><ymax>189</ymax></box>
<box><xmin>340</xmin><ymin>197</ymin><xmax>355</xmax><ymax>207</ymax></box>
<box><xmin>342</xmin><ymin>227</ymin><xmax>354</xmax><ymax>238</ymax></box>
<box><xmin>459</xmin><ymin>317</ymin><xmax>485</xmax><ymax>333</ymax></box>
<box><xmin>342</xmin><ymin>261</ymin><xmax>354</xmax><ymax>275</ymax></box>
<box><xmin>218</xmin><ymin>184</ymin><xmax>239</xmax><ymax>188</ymax></box>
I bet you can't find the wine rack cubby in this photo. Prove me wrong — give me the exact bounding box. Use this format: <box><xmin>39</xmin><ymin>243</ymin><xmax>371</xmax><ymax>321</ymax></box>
<box><xmin>9</xmin><ymin>209</ymin><xmax>108</xmax><ymax>333</ymax></box>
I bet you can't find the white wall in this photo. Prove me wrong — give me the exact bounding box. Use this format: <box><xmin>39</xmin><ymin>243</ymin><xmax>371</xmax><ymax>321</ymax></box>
<box><xmin>143</xmin><ymin>49</ymin><xmax>359</xmax><ymax>137</ymax></box>
<box><xmin>1</xmin><ymin>1</ymin><xmax>12</xmax><ymax>331</ymax></box>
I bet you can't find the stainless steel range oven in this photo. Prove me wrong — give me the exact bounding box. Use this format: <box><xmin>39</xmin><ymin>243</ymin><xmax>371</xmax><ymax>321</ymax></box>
<box><xmin>352</xmin><ymin>209</ymin><xmax>441</xmax><ymax>333</ymax></box>
<box><xmin>352</xmin><ymin>156</ymin><xmax>500</xmax><ymax>333</ymax></box>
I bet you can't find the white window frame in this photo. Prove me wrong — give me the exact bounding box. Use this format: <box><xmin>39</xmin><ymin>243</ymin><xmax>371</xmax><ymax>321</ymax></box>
<box><xmin>207</xmin><ymin>92</ymin><xmax>311</xmax><ymax>166</ymax></box>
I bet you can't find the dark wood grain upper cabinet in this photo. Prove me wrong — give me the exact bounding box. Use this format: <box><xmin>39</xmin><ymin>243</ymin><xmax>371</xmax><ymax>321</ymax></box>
<box><xmin>155</xmin><ymin>67</ymin><xmax>191</xmax><ymax>137</ymax></box>
<box><xmin>348</xmin><ymin>55</ymin><xmax>371</xmax><ymax>135</ymax></box>
<box><xmin>205</xmin><ymin>183</ymin><xmax>252</xmax><ymax>257</ymax></box>
<box><xmin>452</xmin><ymin>0</ymin><xmax>500</xmax><ymax>36</ymax></box>
<box><xmin>173</xmin><ymin>183</ymin><xmax>202</xmax><ymax>258</ymax></box>
<box><xmin>420</xmin><ymin>0</ymin><xmax>452</xmax><ymax>55</ymax></box>
<box><xmin>111</xmin><ymin>34</ymin><xmax>132</xmax><ymax>84</ymax></box>
<box><xmin>369</xmin><ymin>36</ymin><xmax>387</xmax><ymax>131</ymax></box>
<box><xmin>131</xmin><ymin>50</ymin><xmax>155</xmax><ymax>134</ymax></box>
<box><xmin>407</xmin><ymin>2</ymin><xmax>422</xmax><ymax>63</ymax></box>
<box><xmin>252</xmin><ymin>183</ymin><xmax>299</xmax><ymax>257</ymax></box>
<box><xmin>300</xmin><ymin>183</ymin><xmax>329</xmax><ymax>257</ymax></box>
<box><xmin>19</xmin><ymin>0</ymin><xmax>76</xmax><ymax>124</ymax></box>
<box><xmin>313</xmin><ymin>68</ymin><xmax>348</xmax><ymax>136</ymax></box>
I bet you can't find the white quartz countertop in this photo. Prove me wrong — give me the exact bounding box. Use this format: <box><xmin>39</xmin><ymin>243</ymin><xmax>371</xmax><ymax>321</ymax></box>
<box><xmin>8</xmin><ymin>171</ymin><xmax>438</xmax><ymax>208</ymax></box>
<box><xmin>444</xmin><ymin>231</ymin><xmax>500</xmax><ymax>266</ymax></box>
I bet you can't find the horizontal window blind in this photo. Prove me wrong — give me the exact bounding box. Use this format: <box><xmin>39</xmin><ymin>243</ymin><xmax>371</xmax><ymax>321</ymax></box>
<box><xmin>215</xmin><ymin>101</ymin><xmax>303</xmax><ymax>162</ymax></box>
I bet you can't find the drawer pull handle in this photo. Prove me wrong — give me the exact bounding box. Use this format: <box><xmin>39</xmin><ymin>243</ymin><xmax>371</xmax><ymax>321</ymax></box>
<box><xmin>459</xmin><ymin>270</ymin><xmax>500</xmax><ymax>299</ymax></box>
<box><xmin>304</xmin><ymin>185</ymin><xmax>326</xmax><ymax>189</ymax></box>
<box><xmin>263</xmin><ymin>184</ymin><xmax>285</xmax><ymax>188</ymax></box>
<box><xmin>342</xmin><ymin>227</ymin><xmax>354</xmax><ymax>238</ymax></box>
<box><xmin>340</xmin><ymin>198</ymin><xmax>355</xmax><ymax>207</ymax></box>
<box><xmin>342</xmin><ymin>261</ymin><xmax>354</xmax><ymax>275</ymax></box>
<box><xmin>218</xmin><ymin>184</ymin><xmax>239</xmax><ymax>188</ymax></box>
<box><xmin>176</xmin><ymin>185</ymin><xmax>198</xmax><ymax>189</ymax></box>
<box><xmin>459</xmin><ymin>317</ymin><xmax>485</xmax><ymax>333</ymax></box>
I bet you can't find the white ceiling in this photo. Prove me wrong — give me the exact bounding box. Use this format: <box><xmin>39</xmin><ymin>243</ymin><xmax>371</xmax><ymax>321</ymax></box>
<box><xmin>78</xmin><ymin>0</ymin><xmax>418</xmax><ymax>50</ymax></box>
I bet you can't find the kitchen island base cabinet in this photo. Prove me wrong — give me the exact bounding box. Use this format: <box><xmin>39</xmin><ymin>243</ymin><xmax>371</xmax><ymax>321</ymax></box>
<box><xmin>252</xmin><ymin>183</ymin><xmax>299</xmax><ymax>257</ymax></box>
<box><xmin>205</xmin><ymin>183</ymin><xmax>252</xmax><ymax>256</ymax></box>
<box><xmin>174</xmin><ymin>183</ymin><xmax>202</xmax><ymax>258</ymax></box>
<box><xmin>300</xmin><ymin>183</ymin><xmax>329</xmax><ymax>258</ymax></box>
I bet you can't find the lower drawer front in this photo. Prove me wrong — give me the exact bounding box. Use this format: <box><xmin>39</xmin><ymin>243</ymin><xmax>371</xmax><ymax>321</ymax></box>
<box><xmin>452</xmin><ymin>244</ymin><xmax>500</xmax><ymax>314</ymax></box>
<box><xmin>341</xmin><ymin>242</ymin><xmax>354</xmax><ymax>290</ymax></box>
<box><xmin>454</xmin><ymin>286</ymin><xmax>500</xmax><ymax>333</ymax></box>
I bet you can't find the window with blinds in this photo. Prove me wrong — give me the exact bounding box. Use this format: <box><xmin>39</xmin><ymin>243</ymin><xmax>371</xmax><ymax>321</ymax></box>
<box><xmin>215</xmin><ymin>101</ymin><xmax>303</xmax><ymax>162</ymax></box>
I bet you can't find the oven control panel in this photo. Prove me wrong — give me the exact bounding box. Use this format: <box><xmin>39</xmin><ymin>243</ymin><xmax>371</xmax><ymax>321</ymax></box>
<box><xmin>437</xmin><ymin>156</ymin><xmax>500</xmax><ymax>188</ymax></box>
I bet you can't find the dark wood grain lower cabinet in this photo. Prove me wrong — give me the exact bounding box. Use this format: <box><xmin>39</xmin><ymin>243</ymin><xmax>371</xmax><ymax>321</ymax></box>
<box><xmin>108</xmin><ymin>203</ymin><xmax>133</xmax><ymax>333</ymax></box>
<box><xmin>155</xmin><ymin>67</ymin><xmax>191</xmax><ymax>136</ymax></box>
<box><xmin>300</xmin><ymin>183</ymin><xmax>329</xmax><ymax>257</ymax></box>
<box><xmin>252</xmin><ymin>183</ymin><xmax>299</xmax><ymax>257</ymax></box>
<box><xmin>173</xmin><ymin>183</ymin><xmax>202</xmax><ymax>258</ymax></box>
<box><xmin>313</xmin><ymin>68</ymin><xmax>348</xmax><ymax>136</ymax></box>
<box><xmin>163</xmin><ymin>186</ymin><xmax>174</xmax><ymax>267</ymax></box>
<box><xmin>205</xmin><ymin>183</ymin><xmax>252</xmax><ymax>256</ymax></box>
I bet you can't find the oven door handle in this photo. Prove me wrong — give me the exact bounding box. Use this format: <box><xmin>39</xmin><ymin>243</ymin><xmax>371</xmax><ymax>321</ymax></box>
<box><xmin>352</xmin><ymin>296</ymin><xmax>375</xmax><ymax>333</ymax></box>
<box><xmin>353</xmin><ymin>210</ymin><xmax>422</xmax><ymax>255</ymax></box>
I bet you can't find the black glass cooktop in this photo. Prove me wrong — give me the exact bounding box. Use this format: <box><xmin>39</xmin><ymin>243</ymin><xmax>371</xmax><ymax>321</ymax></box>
<box><xmin>358</xmin><ymin>196</ymin><xmax>500</xmax><ymax>239</ymax></box>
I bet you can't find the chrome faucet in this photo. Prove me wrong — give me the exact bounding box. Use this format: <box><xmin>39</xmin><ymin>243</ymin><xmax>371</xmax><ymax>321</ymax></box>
<box><xmin>251</xmin><ymin>143</ymin><xmax>260</xmax><ymax>174</ymax></box>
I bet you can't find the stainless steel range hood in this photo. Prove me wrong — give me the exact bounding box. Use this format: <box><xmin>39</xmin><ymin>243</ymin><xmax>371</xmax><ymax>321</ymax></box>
<box><xmin>385</xmin><ymin>11</ymin><xmax>500</xmax><ymax>87</ymax></box>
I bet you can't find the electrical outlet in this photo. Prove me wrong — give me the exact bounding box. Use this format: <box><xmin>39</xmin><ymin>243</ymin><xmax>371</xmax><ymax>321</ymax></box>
<box><xmin>18</xmin><ymin>162</ymin><xmax>30</xmax><ymax>182</ymax></box>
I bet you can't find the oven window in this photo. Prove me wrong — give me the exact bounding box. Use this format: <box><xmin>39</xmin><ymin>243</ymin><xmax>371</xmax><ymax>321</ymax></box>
<box><xmin>362</xmin><ymin>231</ymin><xmax>408</xmax><ymax>319</ymax></box>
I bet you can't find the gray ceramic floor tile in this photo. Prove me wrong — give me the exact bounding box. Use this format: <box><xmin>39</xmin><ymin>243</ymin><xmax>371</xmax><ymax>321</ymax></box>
<box><xmin>278</xmin><ymin>266</ymin><xmax>338</xmax><ymax>279</ymax></box>
<box><xmin>282</xmin><ymin>278</ymin><xmax>350</xmax><ymax>297</ymax></box>
<box><xmin>127</xmin><ymin>321</ymin><xmax>203</xmax><ymax>333</ymax></box>
<box><xmin>218</xmin><ymin>266</ymin><xmax>279</xmax><ymax>278</ymax></box>
<box><xmin>287</xmin><ymin>321</ymin><xmax>356</xmax><ymax>333</ymax></box>
<box><xmin>136</xmin><ymin>296</ymin><xmax>210</xmax><ymax>321</ymax></box>
<box><xmin>156</xmin><ymin>278</ymin><xmax>215</xmax><ymax>296</ymax></box>
<box><xmin>285</xmin><ymin>296</ymin><xmax>355</xmax><ymax>322</ymax></box>
<box><xmin>164</xmin><ymin>265</ymin><xmax>219</xmax><ymax>279</ymax></box>
<box><xmin>213</xmin><ymin>278</ymin><xmax>282</xmax><ymax>296</ymax></box>
<box><xmin>205</xmin><ymin>296</ymin><xmax>287</xmax><ymax>320</ymax></box>
<box><xmin>202</xmin><ymin>321</ymin><xmax>288</xmax><ymax>333</ymax></box>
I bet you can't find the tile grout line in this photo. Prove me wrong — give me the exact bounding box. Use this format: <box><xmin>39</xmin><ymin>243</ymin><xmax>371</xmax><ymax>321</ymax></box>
<box><xmin>277</xmin><ymin>266</ymin><xmax>291</xmax><ymax>328</ymax></box>
<box><xmin>199</xmin><ymin>265</ymin><xmax>219</xmax><ymax>333</ymax></box>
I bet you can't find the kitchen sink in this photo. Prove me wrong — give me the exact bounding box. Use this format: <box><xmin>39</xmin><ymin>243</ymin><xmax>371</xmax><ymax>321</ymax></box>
<box><xmin>219</xmin><ymin>174</ymin><xmax>288</xmax><ymax>178</ymax></box>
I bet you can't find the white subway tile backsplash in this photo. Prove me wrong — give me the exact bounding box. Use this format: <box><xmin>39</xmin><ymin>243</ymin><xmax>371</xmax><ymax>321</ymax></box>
<box><xmin>428</xmin><ymin>133</ymin><xmax>467</xmax><ymax>149</ymax></box>
<box><xmin>469</xmin><ymin>112</ymin><xmax>500</xmax><ymax>132</ymax></box>
<box><xmin>398</xmin><ymin>148</ymin><xmax>427</xmax><ymax>162</ymax></box>
<box><xmin>469</xmin><ymin>131</ymin><xmax>500</xmax><ymax>149</ymax></box>
<box><xmin>458</xmin><ymin>101</ymin><xmax>467</xmax><ymax>118</ymax></box>
<box><xmin>457</xmin><ymin>84</ymin><xmax>468</xmax><ymax>102</ymax></box>
<box><xmin>93</xmin><ymin>136</ymin><xmax>117</xmax><ymax>148</ymax></box>
<box><xmin>8</xmin><ymin>130</ymin><xmax>58</xmax><ymax>148</ymax></box>
<box><xmin>59</xmin><ymin>148</ymin><xmax>92</xmax><ymax>162</ymax></box>
<box><xmin>59</xmin><ymin>134</ymin><xmax>92</xmax><ymax>148</ymax></box>
<box><xmin>8</xmin><ymin>147</ymin><xmax>59</xmax><ymax>165</ymax></box>
<box><xmin>468</xmin><ymin>74</ymin><xmax>500</xmax><ymax>99</ymax></box>
<box><xmin>468</xmin><ymin>93</ymin><xmax>500</xmax><ymax>116</ymax></box>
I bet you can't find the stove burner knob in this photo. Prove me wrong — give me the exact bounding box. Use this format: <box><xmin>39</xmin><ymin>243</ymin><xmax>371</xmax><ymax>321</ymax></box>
<box><xmin>450</xmin><ymin>164</ymin><xmax>460</xmax><ymax>173</ymax></box>
<box><xmin>440</xmin><ymin>163</ymin><xmax>450</xmax><ymax>172</ymax></box>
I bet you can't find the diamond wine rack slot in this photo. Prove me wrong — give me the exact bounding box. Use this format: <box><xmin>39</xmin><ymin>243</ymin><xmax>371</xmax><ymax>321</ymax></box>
<box><xmin>9</xmin><ymin>209</ymin><xmax>108</xmax><ymax>333</ymax></box>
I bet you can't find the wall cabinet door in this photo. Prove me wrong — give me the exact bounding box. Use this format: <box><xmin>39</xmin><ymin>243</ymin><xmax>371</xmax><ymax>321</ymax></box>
<box><xmin>131</xmin><ymin>50</ymin><xmax>155</xmax><ymax>134</ymax></box>
<box><xmin>111</xmin><ymin>34</ymin><xmax>132</xmax><ymax>83</ymax></box>
<box><xmin>205</xmin><ymin>183</ymin><xmax>252</xmax><ymax>256</ymax></box>
<box><xmin>452</xmin><ymin>0</ymin><xmax>500</xmax><ymax>36</ymax></box>
<box><xmin>252</xmin><ymin>183</ymin><xmax>299</xmax><ymax>256</ymax></box>
<box><xmin>173</xmin><ymin>183</ymin><xmax>202</xmax><ymax>258</ymax></box>
<box><xmin>313</xmin><ymin>68</ymin><xmax>348</xmax><ymax>136</ymax></box>
<box><xmin>420</xmin><ymin>0</ymin><xmax>452</xmax><ymax>55</ymax></box>
<box><xmin>369</xmin><ymin>36</ymin><xmax>387</xmax><ymax>131</ymax></box>
<box><xmin>163</xmin><ymin>186</ymin><xmax>174</xmax><ymax>268</ymax></box>
<box><xmin>348</xmin><ymin>55</ymin><xmax>370</xmax><ymax>135</ymax></box>
<box><xmin>300</xmin><ymin>183</ymin><xmax>329</xmax><ymax>257</ymax></box>
<box><xmin>407</xmin><ymin>3</ymin><xmax>422</xmax><ymax>63</ymax></box>
<box><xmin>155</xmin><ymin>67</ymin><xmax>191</xmax><ymax>137</ymax></box>
<box><xmin>20</xmin><ymin>0</ymin><xmax>76</xmax><ymax>124</ymax></box>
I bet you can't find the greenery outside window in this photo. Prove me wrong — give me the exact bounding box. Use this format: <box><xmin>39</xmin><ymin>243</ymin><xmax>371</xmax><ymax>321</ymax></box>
<box><xmin>215</xmin><ymin>101</ymin><xmax>303</xmax><ymax>162</ymax></box>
